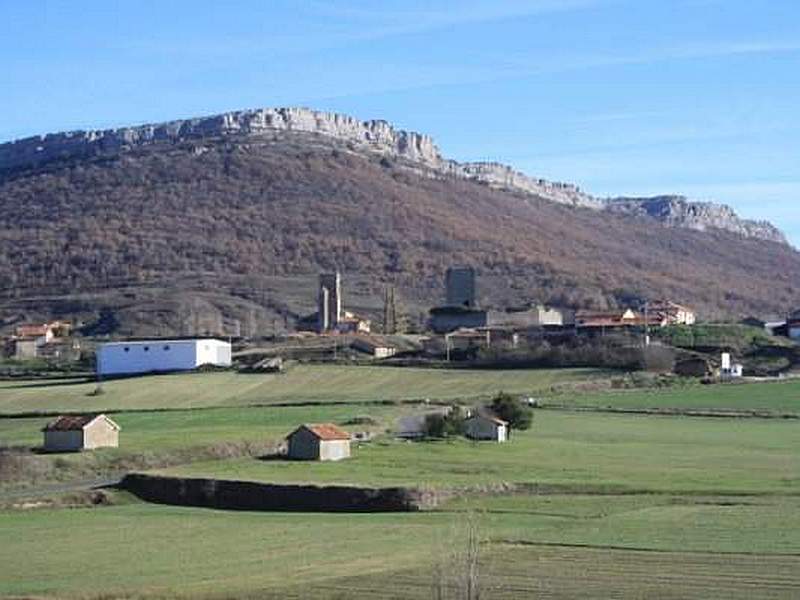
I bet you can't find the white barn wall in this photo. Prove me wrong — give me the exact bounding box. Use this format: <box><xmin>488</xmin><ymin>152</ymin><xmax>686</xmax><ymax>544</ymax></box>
<box><xmin>97</xmin><ymin>339</ymin><xmax>232</xmax><ymax>377</ymax></box>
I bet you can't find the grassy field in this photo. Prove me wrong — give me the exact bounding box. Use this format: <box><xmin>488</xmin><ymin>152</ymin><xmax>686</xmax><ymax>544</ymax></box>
<box><xmin>549</xmin><ymin>378</ymin><xmax>800</xmax><ymax>413</ymax></box>
<box><xmin>2</xmin><ymin>370</ymin><xmax>799</xmax><ymax>598</ymax></box>
<box><xmin>1</xmin><ymin>494</ymin><xmax>798</xmax><ymax>599</ymax></box>
<box><xmin>160</xmin><ymin>411</ymin><xmax>800</xmax><ymax>495</ymax></box>
<box><xmin>0</xmin><ymin>364</ymin><xmax>602</xmax><ymax>414</ymax></box>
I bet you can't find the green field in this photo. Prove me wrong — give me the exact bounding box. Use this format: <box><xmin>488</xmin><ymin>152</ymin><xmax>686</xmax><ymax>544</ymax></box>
<box><xmin>160</xmin><ymin>411</ymin><xmax>799</xmax><ymax>495</ymax></box>
<box><xmin>550</xmin><ymin>378</ymin><xmax>800</xmax><ymax>413</ymax></box>
<box><xmin>0</xmin><ymin>365</ymin><xmax>602</xmax><ymax>414</ymax></box>
<box><xmin>2</xmin><ymin>368</ymin><xmax>800</xmax><ymax>598</ymax></box>
<box><xmin>1</xmin><ymin>493</ymin><xmax>798</xmax><ymax>599</ymax></box>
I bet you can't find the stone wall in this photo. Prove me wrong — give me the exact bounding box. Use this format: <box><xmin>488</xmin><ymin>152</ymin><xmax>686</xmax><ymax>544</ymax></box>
<box><xmin>119</xmin><ymin>473</ymin><xmax>444</xmax><ymax>512</ymax></box>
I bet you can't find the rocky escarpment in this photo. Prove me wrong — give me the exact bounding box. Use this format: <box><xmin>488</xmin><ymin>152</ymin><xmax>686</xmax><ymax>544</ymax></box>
<box><xmin>0</xmin><ymin>106</ymin><xmax>786</xmax><ymax>243</ymax></box>
<box><xmin>605</xmin><ymin>196</ymin><xmax>787</xmax><ymax>244</ymax></box>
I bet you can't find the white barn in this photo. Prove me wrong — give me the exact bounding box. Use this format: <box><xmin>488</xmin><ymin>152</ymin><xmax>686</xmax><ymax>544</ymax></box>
<box><xmin>96</xmin><ymin>338</ymin><xmax>232</xmax><ymax>377</ymax></box>
<box><xmin>464</xmin><ymin>414</ymin><xmax>508</xmax><ymax>442</ymax></box>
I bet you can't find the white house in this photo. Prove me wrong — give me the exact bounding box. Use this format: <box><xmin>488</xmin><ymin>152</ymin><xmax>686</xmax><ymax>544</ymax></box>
<box><xmin>96</xmin><ymin>338</ymin><xmax>232</xmax><ymax>377</ymax></box>
<box><xmin>464</xmin><ymin>413</ymin><xmax>508</xmax><ymax>442</ymax></box>
<box><xmin>720</xmin><ymin>352</ymin><xmax>743</xmax><ymax>381</ymax></box>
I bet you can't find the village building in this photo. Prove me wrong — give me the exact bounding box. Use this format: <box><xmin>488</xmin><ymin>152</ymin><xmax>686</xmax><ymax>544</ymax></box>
<box><xmin>788</xmin><ymin>310</ymin><xmax>800</xmax><ymax>341</ymax></box>
<box><xmin>351</xmin><ymin>335</ymin><xmax>397</xmax><ymax>359</ymax></box>
<box><xmin>575</xmin><ymin>308</ymin><xmax>641</xmax><ymax>329</ymax></box>
<box><xmin>336</xmin><ymin>311</ymin><xmax>371</xmax><ymax>334</ymax></box>
<box><xmin>96</xmin><ymin>338</ymin><xmax>232</xmax><ymax>377</ymax></box>
<box><xmin>429</xmin><ymin>306</ymin><xmax>488</xmax><ymax>333</ymax></box>
<box><xmin>11</xmin><ymin>320</ymin><xmax>73</xmax><ymax>359</ymax></box>
<box><xmin>720</xmin><ymin>352</ymin><xmax>744</xmax><ymax>381</ymax></box>
<box><xmin>42</xmin><ymin>414</ymin><xmax>120</xmax><ymax>452</ymax></box>
<box><xmin>286</xmin><ymin>423</ymin><xmax>351</xmax><ymax>461</ymax></box>
<box><xmin>464</xmin><ymin>413</ymin><xmax>508</xmax><ymax>442</ymax></box>
<box><xmin>649</xmin><ymin>301</ymin><xmax>696</xmax><ymax>325</ymax></box>
<box><xmin>488</xmin><ymin>304</ymin><xmax>571</xmax><ymax>328</ymax></box>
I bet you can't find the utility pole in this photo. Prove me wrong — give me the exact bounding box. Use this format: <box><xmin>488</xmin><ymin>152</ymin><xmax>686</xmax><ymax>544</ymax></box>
<box><xmin>644</xmin><ymin>300</ymin><xmax>651</xmax><ymax>347</ymax></box>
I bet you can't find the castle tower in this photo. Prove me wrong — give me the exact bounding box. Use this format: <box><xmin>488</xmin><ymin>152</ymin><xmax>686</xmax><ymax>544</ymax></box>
<box><xmin>445</xmin><ymin>266</ymin><xmax>477</xmax><ymax>308</ymax></box>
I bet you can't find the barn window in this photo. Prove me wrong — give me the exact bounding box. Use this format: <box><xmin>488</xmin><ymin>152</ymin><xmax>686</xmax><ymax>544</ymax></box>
<box><xmin>144</xmin><ymin>346</ymin><xmax>150</xmax><ymax>352</ymax></box>
<box><xmin>124</xmin><ymin>347</ymin><xmax>130</xmax><ymax>352</ymax></box>
<box><xmin>163</xmin><ymin>345</ymin><xmax>170</xmax><ymax>351</ymax></box>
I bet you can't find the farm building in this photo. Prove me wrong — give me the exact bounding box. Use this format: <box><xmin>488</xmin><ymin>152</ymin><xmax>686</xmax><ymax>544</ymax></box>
<box><xmin>96</xmin><ymin>338</ymin><xmax>232</xmax><ymax>377</ymax></box>
<box><xmin>286</xmin><ymin>424</ymin><xmax>351</xmax><ymax>461</ymax></box>
<box><xmin>788</xmin><ymin>310</ymin><xmax>800</xmax><ymax>340</ymax></box>
<box><xmin>351</xmin><ymin>335</ymin><xmax>397</xmax><ymax>359</ymax></box>
<box><xmin>42</xmin><ymin>414</ymin><xmax>120</xmax><ymax>452</ymax></box>
<box><xmin>464</xmin><ymin>413</ymin><xmax>508</xmax><ymax>442</ymax></box>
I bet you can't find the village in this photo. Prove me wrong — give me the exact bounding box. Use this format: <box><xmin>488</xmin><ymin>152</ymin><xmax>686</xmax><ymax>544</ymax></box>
<box><xmin>3</xmin><ymin>266</ymin><xmax>799</xmax><ymax>463</ymax></box>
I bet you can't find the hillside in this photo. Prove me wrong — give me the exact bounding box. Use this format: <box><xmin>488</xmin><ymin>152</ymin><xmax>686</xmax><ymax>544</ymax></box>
<box><xmin>0</xmin><ymin>108</ymin><xmax>799</xmax><ymax>335</ymax></box>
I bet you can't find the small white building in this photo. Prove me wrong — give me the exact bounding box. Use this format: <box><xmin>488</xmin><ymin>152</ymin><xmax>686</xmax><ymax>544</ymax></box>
<box><xmin>96</xmin><ymin>338</ymin><xmax>232</xmax><ymax>377</ymax></box>
<box><xmin>464</xmin><ymin>414</ymin><xmax>508</xmax><ymax>442</ymax></box>
<box><xmin>720</xmin><ymin>352</ymin><xmax>743</xmax><ymax>381</ymax></box>
<box><xmin>42</xmin><ymin>414</ymin><xmax>120</xmax><ymax>452</ymax></box>
<box><xmin>286</xmin><ymin>423</ymin><xmax>351</xmax><ymax>461</ymax></box>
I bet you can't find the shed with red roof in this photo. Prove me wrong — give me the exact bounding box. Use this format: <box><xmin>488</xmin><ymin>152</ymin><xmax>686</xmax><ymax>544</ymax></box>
<box><xmin>286</xmin><ymin>423</ymin><xmax>351</xmax><ymax>461</ymax></box>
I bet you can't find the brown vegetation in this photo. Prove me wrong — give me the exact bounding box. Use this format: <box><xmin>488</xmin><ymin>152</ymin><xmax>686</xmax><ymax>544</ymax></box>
<box><xmin>1</xmin><ymin>133</ymin><xmax>798</xmax><ymax>335</ymax></box>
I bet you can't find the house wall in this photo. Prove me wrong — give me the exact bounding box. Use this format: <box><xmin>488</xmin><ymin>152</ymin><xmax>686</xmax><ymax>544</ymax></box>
<box><xmin>196</xmin><ymin>340</ymin><xmax>232</xmax><ymax>367</ymax></box>
<box><xmin>83</xmin><ymin>419</ymin><xmax>119</xmax><ymax>449</ymax></box>
<box><xmin>14</xmin><ymin>340</ymin><xmax>39</xmax><ymax>359</ymax></box>
<box><xmin>430</xmin><ymin>310</ymin><xmax>488</xmax><ymax>334</ymax></box>
<box><xmin>287</xmin><ymin>428</ymin><xmax>321</xmax><ymax>460</ymax></box>
<box><xmin>464</xmin><ymin>418</ymin><xmax>505</xmax><ymax>441</ymax></box>
<box><xmin>97</xmin><ymin>341</ymin><xmax>198</xmax><ymax>376</ymax></box>
<box><xmin>97</xmin><ymin>339</ymin><xmax>231</xmax><ymax>376</ymax></box>
<box><xmin>319</xmin><ymin>439</ymin><xmax>351</xmax><ymax>461</ymax></box>
<box><xmin>43</xmin><ymin>430</ymin><xmax>83</xmax><ymax>452</ymax></box>
<box><xmin>789</xmin><ymin>323</ymin><xmax>800</xmax><ymax>340</ymax></box>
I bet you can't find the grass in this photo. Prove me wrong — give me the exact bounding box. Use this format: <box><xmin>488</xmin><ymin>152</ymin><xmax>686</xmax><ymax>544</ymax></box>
<box><xmin>159</xmin><ymin>411</ymin><xmax>800</xmax><ymax>495</ymax></box>
<box><xmin>0</xmin><ymin>494</ymin><xmax>798</xmax><ymax>599</ymax></box>
<box><xmin>0</xmin><ymin>364</ymin><xmax>602</xmax><ymax>414</ymax></box>
<box><xmin>548</xmin><ymin>378</ymin><xmax>800</xmax><ymax>413</ymax></box>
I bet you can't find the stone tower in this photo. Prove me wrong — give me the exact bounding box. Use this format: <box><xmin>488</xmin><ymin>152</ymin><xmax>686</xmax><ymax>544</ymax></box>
<box><xmin>445</xmin><ymin>266</ymin><xmax>477</xmax><ymax>308</ymax></box>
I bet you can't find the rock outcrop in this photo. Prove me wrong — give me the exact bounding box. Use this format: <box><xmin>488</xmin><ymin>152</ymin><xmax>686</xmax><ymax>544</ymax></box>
<box><xmin>0</xmin><ymin>106</ymin><xmax>786</xmax><ymax>243</ymax></box>
<box><xmin>605</xmin><ymin>196</ymin><xmax>787</xmax><ymax>244</ymax></box>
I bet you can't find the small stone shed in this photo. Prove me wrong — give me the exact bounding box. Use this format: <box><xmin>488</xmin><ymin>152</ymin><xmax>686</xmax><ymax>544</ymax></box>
<box><xmin>286</xmin><ymin>423</ymin><xmax>351</xmax><ymax>461</ymax></box>
<box><xmin>464</xmin><ymin>413</ymin><xmax>508</xmax><ymax>442</ymax></box>
<box><xmin>42</xmin><ymin>414</ymin><xmax>120</xmax><ymax>452</ymax></box>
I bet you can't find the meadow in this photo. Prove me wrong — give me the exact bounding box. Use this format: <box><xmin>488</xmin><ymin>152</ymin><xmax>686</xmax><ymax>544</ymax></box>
<box><xmin>0</xmin><ymin>364</ymin><xmax>602</xmax><ymax>414</ymax></box>
<box><xmin>1</xmin><ymin>367</ymin><xmax>799</xmax><ymax>598</ymax></box>
<box><xmin>159</xmin><ymin>411</ymin><xmax>800</xmax><ymax>495</ymax></box>
<box><xmin>1</xmin><ymin>493</ymin><xmax>798</xmax><ymax>599</ymax></box>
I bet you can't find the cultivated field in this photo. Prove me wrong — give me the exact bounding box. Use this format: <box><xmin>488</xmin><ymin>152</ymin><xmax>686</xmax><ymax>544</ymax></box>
<box><xmin>0</xmin><ymin>364</ymin><xmax>602</xmax><ymax>414</ymax></box>
<box><xmin>1</xmin><ymin>369</ymin><xmax>799</xmax><ymax>598</ymax></box>
<box><xmin>1</xmin><ymin>494</ymin><xmax>798</xmax><ymax>599</ymax></box>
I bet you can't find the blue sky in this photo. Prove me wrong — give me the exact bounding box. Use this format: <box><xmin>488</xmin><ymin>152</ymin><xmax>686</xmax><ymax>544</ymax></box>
<box><xmin>2</xmin><ymin>0</ymin><xmax>799</xmax><ymax>245</ymax></box>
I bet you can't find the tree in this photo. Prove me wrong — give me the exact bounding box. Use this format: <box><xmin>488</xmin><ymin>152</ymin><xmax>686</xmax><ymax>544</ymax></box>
<box><xmin>490</xmin><ymin>392</ymin><xmax>533</xmax><ymax>431</ymax></box>
<box><xmin>423</xmin><ymin>410</ymin><xmax>464</xmax><ymax>439</ymax></box>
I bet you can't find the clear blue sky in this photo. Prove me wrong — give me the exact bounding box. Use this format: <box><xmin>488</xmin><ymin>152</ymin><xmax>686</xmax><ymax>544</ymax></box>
<box><xmin>2</xmin><ymin>0</ymin><xmax>799</xmax><ymax>245</ymax></box>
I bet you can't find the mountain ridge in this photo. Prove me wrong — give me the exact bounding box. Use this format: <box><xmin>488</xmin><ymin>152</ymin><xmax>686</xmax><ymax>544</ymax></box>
<box><xmin>0</xmin><ymin>106</ymin><xmax>786</xmax><ymax>244</ymax></box>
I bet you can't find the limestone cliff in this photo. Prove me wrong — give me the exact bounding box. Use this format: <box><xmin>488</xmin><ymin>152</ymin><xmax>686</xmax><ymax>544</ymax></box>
<box><xmin>0</xmin><ymin>106</ymin><xmax>786</xmax><ymax>243</ymax></box>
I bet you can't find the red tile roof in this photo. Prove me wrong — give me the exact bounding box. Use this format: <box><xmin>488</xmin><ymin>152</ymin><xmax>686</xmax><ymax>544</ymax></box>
<box><xmin>296</xmin><ymin>423</ymin><xmax>351</xmax><ymax>441</ymax></box>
